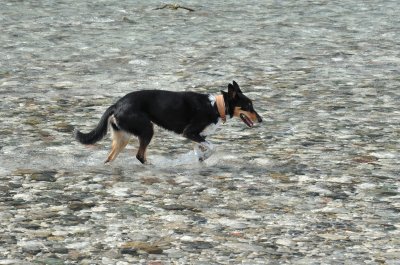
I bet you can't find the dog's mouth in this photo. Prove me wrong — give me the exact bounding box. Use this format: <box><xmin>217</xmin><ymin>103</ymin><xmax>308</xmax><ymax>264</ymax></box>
<box><xmin>240</xmin><ymin>113</ymin><xmax>254</xmax><ymax>128</ymax></box>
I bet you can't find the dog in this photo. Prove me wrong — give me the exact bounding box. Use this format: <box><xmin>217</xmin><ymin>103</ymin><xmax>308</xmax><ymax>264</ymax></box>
<box><xmin>74</xmin><ymin>81</ymin><xmax>262</xmax><ymax>164</ymax></box>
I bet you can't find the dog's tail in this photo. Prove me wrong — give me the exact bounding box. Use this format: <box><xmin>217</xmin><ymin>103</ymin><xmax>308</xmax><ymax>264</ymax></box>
<box><xmin>74</xmin><ymin>105</ymin><xmax>115</xmax><ymax>145</ymax></box>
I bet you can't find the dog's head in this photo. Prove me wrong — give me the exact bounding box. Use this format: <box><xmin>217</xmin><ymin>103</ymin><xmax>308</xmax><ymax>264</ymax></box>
<box><xmin>221</xmin><ymin>81</ymin><xmax>262</xmax><ymax>127</ymax></box>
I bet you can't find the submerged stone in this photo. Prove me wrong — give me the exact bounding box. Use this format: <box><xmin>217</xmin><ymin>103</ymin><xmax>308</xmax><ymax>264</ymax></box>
<box><xmin>68</xmin><ymin>201</ymin><xmax>96</xmax><ymax>211</ymax></box>
<box><xmin>31</xmin><ymin>171</ymin><xmax>57</xmax><ymax>182</ymax></box>
<box><xmin>120</xmin><ymin>242</ymin><xmax>163</xmax><ymax>254</ymax></box>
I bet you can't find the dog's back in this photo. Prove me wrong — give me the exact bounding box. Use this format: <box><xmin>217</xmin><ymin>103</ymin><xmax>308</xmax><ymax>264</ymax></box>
<box><xmin>114</xmin><ymin>90</ymin><xmax>217</xmax><ymax>134</ymax></box>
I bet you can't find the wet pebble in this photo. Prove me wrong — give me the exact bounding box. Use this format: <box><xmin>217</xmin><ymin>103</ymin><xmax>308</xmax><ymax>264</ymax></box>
<box><xmin>183</xmin><ymin>241</ymin><xmax>214</xmax><ymax>250</ymax></box>
<box><xmin>18</xmin><ymin>241</ymin><xmax>43</xmax><ymax>255</ymax></box>
<box><xmin>68</xmin><ymin>201</ymin><xmax>96</xmax><ymax>211</ymax></box>
<box><xmin>30</xmin><ymin>171</ymin><xmax>57</xmax><ymax>182</ymax></box>
<box><xmin>120</xmin><ymin>242</ymin><xmax>163</xmax><ymax>255</ymax></box>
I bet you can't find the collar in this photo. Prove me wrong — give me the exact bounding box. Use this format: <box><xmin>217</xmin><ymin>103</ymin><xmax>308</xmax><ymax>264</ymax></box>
<box><xmin>215</xmin><ymin>94</ymin><xmax>226</xmax><ymax>123</ymax></box>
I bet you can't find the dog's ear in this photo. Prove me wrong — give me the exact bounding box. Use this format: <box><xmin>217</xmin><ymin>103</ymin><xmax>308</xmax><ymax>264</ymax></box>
<box><xmin>232</xmin><ymin>80</ymin><xmax>242</xmax><ymax>93</ymax></box>
<box><xmin>228</xmin><ymin>83</ymin><xmax>238</xmax><ymax>99</ymax></box>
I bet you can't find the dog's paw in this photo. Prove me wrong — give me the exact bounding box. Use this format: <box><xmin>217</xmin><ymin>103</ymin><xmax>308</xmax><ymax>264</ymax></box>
<box><xmin>194</xmin><ymin>141</ymin><xmax>214</xmax><ymax>162</ymax></box>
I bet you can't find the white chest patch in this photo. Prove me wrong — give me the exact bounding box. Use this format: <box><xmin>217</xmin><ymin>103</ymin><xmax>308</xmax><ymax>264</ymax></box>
<box><xmin>200</xmin><ymin>94</ymin><xmax>222</xmax><ymax>137</ymax></box>
<box><xmin>208</xmin><ymin>94</ymin><xmax>216</xmax><ymax>106</ymax></box>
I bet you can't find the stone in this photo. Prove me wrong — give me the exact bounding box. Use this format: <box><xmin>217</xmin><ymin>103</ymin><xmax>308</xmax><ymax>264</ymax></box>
<box><xmin>275</xmin><ymin>238</ymin><xmax>294</xmax><ymax>247</ymax></box>
<box><xmin>32</xmin><ymin>257</ymin><xmax>64</xmax><ymax>265</ymax></box>
<box><xmin>318</xmin><ymin>233</ymin><xmax>349</xmax><ymax>241</ymax></box>
<box><xmin>30</xmin><ymin>171</ymin><xmax>57</xmax><ymax>182</ymax></box>
<box><xmin>183</xmin><ymin>241</ymin><xmax>214</xmax><ymax>250</ymax></box>
<box><xmin>18</xmin><ymin>241</ymin><xmax>43</xmax><ymax>255</ymax></box>
<box><xmin>120</xmin><ymin>242</ymin><xmax>163</xmax><ymax>255</ymax></box>
<box><xmin>68</xmin><ymin>201</ymin><xmax>96</xmax><ymax>211</ymax></box>
<box><xmin>352</xmin><ymin>155</ymin><xmax>379</xmax><ymax>163</ymax></box>
<box><xmin>0</xmin><ymin>260</ymin><xmax>24</xmax><ymax>265</ymax></box>
<box><xmin>160</xmin><ymin>204</ymin><xmax>200</xmax><ymax>212</ymax></box>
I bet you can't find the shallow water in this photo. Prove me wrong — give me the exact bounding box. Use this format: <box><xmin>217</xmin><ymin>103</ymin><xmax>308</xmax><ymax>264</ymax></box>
<box><xmin>1</xmin><ymin>0</ymin><xmax>399</xmax><ymax>264</ymax></box>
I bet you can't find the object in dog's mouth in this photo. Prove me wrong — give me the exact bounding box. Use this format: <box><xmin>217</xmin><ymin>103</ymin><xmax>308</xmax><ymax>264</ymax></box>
<box><xmin>240</xmin><ymin>113</ymin><xmax>253</xmax><ymax>127</ymax></box>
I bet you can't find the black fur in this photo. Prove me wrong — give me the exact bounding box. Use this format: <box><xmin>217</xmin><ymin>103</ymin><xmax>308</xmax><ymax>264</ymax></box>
<box><xmin>73</xmin><ymin>105</ymin><xmax>115</xmax><ymax>145</ymax></box>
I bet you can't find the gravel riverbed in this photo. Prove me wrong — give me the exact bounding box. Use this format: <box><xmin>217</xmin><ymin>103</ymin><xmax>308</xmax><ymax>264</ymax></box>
<box><xmin>1</xmin><ymin>0</ymin><xmax>399</xmax><ymax>264</ymax></box>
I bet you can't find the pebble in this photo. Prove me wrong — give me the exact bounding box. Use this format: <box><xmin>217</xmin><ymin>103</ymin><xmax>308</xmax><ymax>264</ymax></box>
<box><xmin>0</xmin><ymin>260</ymin><xmax>24</xmax><ymax>265</ymax></box>
<box><xmin>275</xmin><ymin>238</ymin><xmax>294</xmax><ymax>247</ymax></box>
<box><xmin>216</xmin><ymin>218</ymin><xmax>249</xmax><ymax>229</ymax></box>
<box><xmin>30</xmin><ymin>171</ymin><xmax>57</xmax><ymax>182</ymax></box>
<box><xmin>18</xmin><ymin>241</ymin><xmax>43</xmax><ymax>255</ymax></box>
<box><xmin>222</xmin><ymin>242</ymin><xmax>264</xmax><ymax>252</ymax></box>
<box><xmin>68</xmin><ymin>201</ymin><xmax>96</xmax><ymax>211</ymax></box>
<box><xmin>120</xmin><ymin>242</ymin><xmax>163</xmax><ymax>255</ymax></box>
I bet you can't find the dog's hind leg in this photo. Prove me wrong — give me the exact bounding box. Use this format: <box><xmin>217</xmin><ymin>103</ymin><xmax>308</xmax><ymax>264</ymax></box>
<box><xmin>105</xmin><ymin>130</ymin><xmax>130</xmax><ymax>163</ymax></box>
<box><xmin>115</xmin><ymin>112</ymin><xmax>154</xmax><ymax>164</ymax></box>
<box><xmin>136</xmin><ymin>123</ymin><xmax>154</xmax><ymax>164</ymax></box>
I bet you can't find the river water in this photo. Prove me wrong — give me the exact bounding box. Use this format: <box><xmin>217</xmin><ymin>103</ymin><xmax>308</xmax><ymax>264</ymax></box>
<box><xmin>1</xmin><ymin>0</ymin><xmax>399</xmax><ymax>264</ymax></box>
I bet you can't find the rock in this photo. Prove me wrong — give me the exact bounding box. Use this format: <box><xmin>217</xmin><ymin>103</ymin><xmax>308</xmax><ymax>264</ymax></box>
<box><xmin>222</xmin><ymin>242</ymin><xmax>264</xmax><ymax>252</ymax></box>
<box><xmin>122</xmin><ymin>16</ymin><xmax>136</xmax><ymax>24</ymax></box>
<box><xmin>140</xmin><ymin>177</ymin><xmax>162</xmax><ymax>185</ymax></box>
<box><xmin>32</xmin><ymin>257</ymin><xmax>64</xmax><ymax>265</ymax></box>
<box><xmin>18</xmin><ymin>222</ymin><xmax>41</xmax><ymax>230</ymax></box>
<box><xmin>24</xmin><ymin>117</ymin><xmax>41</xmax><ymax>126</ymax></box>
<box><xmin>18</xmin><ymin>240</ymin><xmax>43</xmax><ymax>255</ymax></box>
<box><xmin>165</xmin><ymin>249</ymin><xmax>185</xmax><ymax>259</ymax></box>
<box><xmin>118</xmin><ymin>205</ymin><xmax>155</xmax><ymax>217</ymax></box>
<box><xmin>54</xmin><ymin>122</ymin><xmax>74</xmax><ymax>133</ymax></box>
<box><xmin>147</xmin><ymin>261</ymin><xmax>164</xmax><ymax>265</ymax></box>
<box><xmin>318</xmin><ymin>233</ymin><xmax>349</xmax><ymax>241</ymax></box>
<box><xmin>68</xmin><ymin>201</ymin><xmax>96</xmax><ymax>211</ymax></box>
<box><xmin>30</xmin><ymin>171</ymin><xmax>57</xmax><ymax>182</ymax></box>
<box><xmin>60</xmin><ymin>214</ymin><xmax>89</xmax><ymax>226</ymax></box>
<box><xmin>352</xmin><ymin>155</ymin><xmax>379</xmax><ymax>163</ymax></box>
<box><xmin>52</xmin><ymin>246</ymin><xmax>69</xmax><ymax>254</ymax></box>
<box><xmin>120</xmin><ymin>242</ymin><xmax>163</xmax><ymax>255</ymax></box>
<box><xmin>0</xmin><ymin>235</ymin><xmax>17</xmax><ymax>244</ymax></box>
<box><xmin>0</xmin><ymin>185</ymin><xmax>10</xmax><ymax>194</ymax></box>
<box><xmin>160</xmin><ymin>204</ymin><xmax>199</xmax><ymax>212</ymax></box>
<box><xmin>120</xmin><ymin>248</ymin><xmax>138</xmax><ymax>256</ymax></box>
<box><xmin>276</xmin><ymin>238</ymin><xmax>294</xmax><ymax>247</ymax></box>
<box><xmin>68</xmin><ymin>250</ymin><xmax>87</xmax><ymax>261</ymax></box>
<box><xmin>216</xmin><ymin>218</ymin><xmax>249</xmax><ymax>229</ymax></box>
<box><xmin>237</xmin><ymin>211</ymin><xmax>262</xmax><ymax>220</ymax></box>
<box><xmin>183</xmin><ymin>241</ymin><xmax>214</xmax><ymax>250</ymax></box>
<box><xmin>53</xmin><ymin>81</ymin><xmax>74</xmax><ymax>89</ymax></box>
<box><xmin>270</xmin><ymin>172</ymin><xmax>290</xmax><ymax>182</ymax></box>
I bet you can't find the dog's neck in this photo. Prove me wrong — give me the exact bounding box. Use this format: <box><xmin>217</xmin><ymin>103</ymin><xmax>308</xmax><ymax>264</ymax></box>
<box><xmin>214</xmin><ymin>95</ymin><xmax>226</xmax><ymax>123</ymax></box>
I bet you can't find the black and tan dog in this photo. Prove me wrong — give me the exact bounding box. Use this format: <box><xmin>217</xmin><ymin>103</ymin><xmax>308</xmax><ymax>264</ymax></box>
<box><xmin>74</xmin><ymin>81</ymin><xmax>262</xmax><ymax>164</ymax></box>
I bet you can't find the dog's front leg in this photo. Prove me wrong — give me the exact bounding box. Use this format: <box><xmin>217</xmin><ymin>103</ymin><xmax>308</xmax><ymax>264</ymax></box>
<box><xmin>183</xmin><ymin>126</ymin><xmax>214</xmax><ymax>161</ymax></box>
<box><xmin>194</xmin><ymin>141</ymin><xmax>214</xmax><ymax>161</ymax></box>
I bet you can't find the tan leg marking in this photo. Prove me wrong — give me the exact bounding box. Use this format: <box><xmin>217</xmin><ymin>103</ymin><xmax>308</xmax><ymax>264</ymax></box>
<box><xmin>105</xmin><ymin>130</ymin><xmax>130</xmax><ymax>163</ymax></box>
